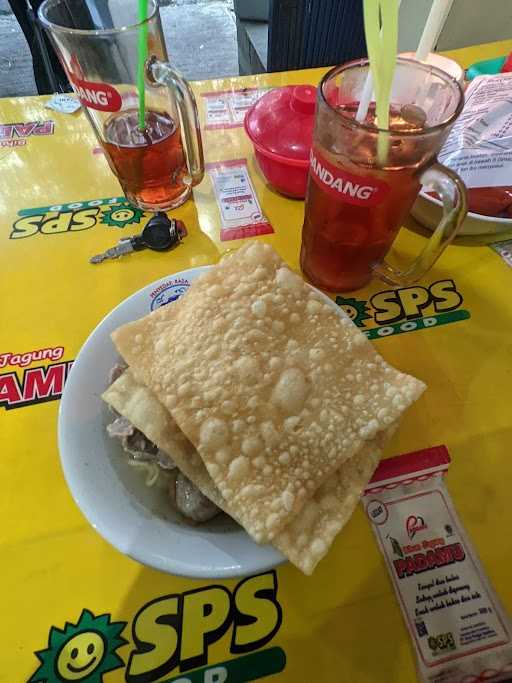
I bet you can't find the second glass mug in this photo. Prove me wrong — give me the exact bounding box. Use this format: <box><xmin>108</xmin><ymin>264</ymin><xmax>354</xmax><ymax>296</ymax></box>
<box><xmin>301</xmin><ymin>58</ymin><xmax>468</xmax><ymax>292</ymax></box>
<box><xmin>39</xmin><ymin>0</ymin><xmax>204</xmax><ymax>211</ymax></box>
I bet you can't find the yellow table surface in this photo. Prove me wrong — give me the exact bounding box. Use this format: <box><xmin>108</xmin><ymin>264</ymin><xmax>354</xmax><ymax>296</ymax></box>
<box><xmin>1</xmin><ymin>39</ymin><xmax>512</xmax><ymax>683</ymax></box>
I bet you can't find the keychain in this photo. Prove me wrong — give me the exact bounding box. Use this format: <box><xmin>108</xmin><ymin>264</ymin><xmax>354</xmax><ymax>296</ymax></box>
<box><xmin>90</xmin><ymin>213</ymin><xmax>186</xmax><ymax>264</ymax></box>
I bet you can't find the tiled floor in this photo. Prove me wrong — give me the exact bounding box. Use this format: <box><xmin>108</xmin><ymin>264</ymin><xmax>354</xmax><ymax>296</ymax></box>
<box><xmin>160</xmin><ymin>0</ymin><xmax>239</xmax><ymax>80</ymax></box>
<box><xmin>0</xmin><ymin>0</ymin><xmax>239</xmax><ymax>98</ymax></box>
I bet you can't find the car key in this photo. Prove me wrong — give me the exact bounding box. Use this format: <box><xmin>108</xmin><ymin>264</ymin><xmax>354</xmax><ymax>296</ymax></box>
<box><xmin>90</xmin><ymin>213</ymin><xmax>185</xmax><ymax>264</ymax></box>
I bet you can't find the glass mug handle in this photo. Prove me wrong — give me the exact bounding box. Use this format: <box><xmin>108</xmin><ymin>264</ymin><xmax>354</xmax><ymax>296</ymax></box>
<box><xmin>148</xmin><ymin>58</ymin><xmax>205</xmax><ymax>186</ymax></box>
<box><xmin>372</xmin><ymin>163</ymin><xmax>467</xmax><ymax>287</ymax></box>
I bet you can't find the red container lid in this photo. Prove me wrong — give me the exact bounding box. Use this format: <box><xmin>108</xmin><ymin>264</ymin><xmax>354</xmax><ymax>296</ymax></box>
<box><xmin>244</xmin><ymin>85</ymin><xmax>317</xmax><ymax>167</ymax></box>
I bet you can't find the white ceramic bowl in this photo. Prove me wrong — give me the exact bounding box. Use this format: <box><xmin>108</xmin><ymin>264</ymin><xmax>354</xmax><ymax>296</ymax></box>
<box><xmin>59</xmin><ymin>267</ymin><xmax>285</xmax><ymax>578</ymax></box>
<box><xmin>412</xmin><ymin>192</ymin><xmax>512</xmax><ymax>237</ymax></box>
<box><xmin>58</xmin><ymin>266</ymin><xmax>346</xmax><ymax>578</ymax></box>
<box><xmin>399</xmin><ymin>52</ymin><xmax>465</xmax><ymax>86</ymax></box>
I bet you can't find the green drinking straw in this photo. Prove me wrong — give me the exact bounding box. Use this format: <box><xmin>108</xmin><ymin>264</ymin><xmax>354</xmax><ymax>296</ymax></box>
<box><xmin>363</xmin><ymin>0</ymin><xmax>399</xmax><ymax>164</ymax></box>
<box><xmin>137</xmin><ymin>0</ymin><xmax>149</xmax><ymax>130</ymax></box>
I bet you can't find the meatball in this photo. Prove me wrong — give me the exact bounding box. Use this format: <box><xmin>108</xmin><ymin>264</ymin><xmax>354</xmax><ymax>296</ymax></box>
<box><xmin>172</xmin><ymin>472</ymin><xmax>220</xmax><ymax>522</ymax></box>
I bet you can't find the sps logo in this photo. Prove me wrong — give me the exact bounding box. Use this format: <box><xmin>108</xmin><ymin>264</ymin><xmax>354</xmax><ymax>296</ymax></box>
<box><xmin>30</xmin><ymin>572</ymin><xmax>285</xmax><ymax>683</ymax></box>
<box><xmin>336</xmin><ymin>279</ymin><xmax>470</xmax><ymax>340</ymax></box>
<box><xmin>406</xmin><ymin>515</ymin><xmax>428</xmax><ymax>540</ymax></box>
<box><xmin>10</xmin><ymin>198</ymin><xmax>147</xmax><ymax>239</ymax></box>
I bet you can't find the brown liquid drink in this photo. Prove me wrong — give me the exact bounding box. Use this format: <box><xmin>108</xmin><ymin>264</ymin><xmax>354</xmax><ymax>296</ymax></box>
<box><xmin>301</xmin><ymin>106</ymin><xmax>424</xmax><ymax>292</ymax></box>
<box><xmin>300</xmin><ymin>59</ymin><xmax>467</xmax><ymax>292</ymax></box>
<box><xmin>39</xmin><ymin>0</ymin><xmax>204</xmax><ymax>212</ymax></box>
<box><xmin>103</xmin><ymin>109</ymin><xmax>188</xmax><ymax>210</ymax></box>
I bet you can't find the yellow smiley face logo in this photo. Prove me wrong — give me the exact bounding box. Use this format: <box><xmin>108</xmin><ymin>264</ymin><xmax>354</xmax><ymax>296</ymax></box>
<box><xmin>343</xmin><ymin>304</ymin><xmax>358</xmax><ymax>320</ymax></box>
<box><xmin>29</xmin><ymin>609</ymin><xmax>126</xmax><ymax>683</ymax></box>
<box><xmin>101</xmin><ymin>204</ymin><xmax>145</xmax><ymax>229</ymax></box>
<box><xmin>335</xmin><ymin>297</ymin><xmax>371</xmax><ymax>328</ymax></box>
<box><xmin>56</xmin><ymin>632</ymin><xmax>105</xmax><ymax>680</ymax></box>
<box><xmin>110</xmin><ymin>208</ymin><xmax>135</xmax><ymax>222</ymax></box>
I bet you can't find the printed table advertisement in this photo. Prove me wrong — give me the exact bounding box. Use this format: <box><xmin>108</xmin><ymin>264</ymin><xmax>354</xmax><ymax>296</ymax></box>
<box><xmin>1</xmin><ymin>63</ymin><xmax>512</xmax><ymax>683</ymax></box>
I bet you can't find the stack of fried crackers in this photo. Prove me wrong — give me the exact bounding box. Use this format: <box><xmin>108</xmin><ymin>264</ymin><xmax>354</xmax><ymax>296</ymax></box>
<box><xmin>103</xmin><ymin>242</ymin><xmax>425</xmax><ymax>574</ymax></box>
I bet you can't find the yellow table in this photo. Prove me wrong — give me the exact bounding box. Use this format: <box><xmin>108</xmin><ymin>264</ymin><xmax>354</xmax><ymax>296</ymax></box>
<box><xmin>1</xmin><ymin>39</ymin><xmax>512</xmax><ymax>683</ymax></box>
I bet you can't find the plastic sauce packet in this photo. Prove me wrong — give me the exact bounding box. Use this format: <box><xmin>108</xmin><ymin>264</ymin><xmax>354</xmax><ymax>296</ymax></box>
<box><xmin>202</xmin><ymin>87</ymin><xmax>271</xmax><ymax>130</ymax></box>
<box><xmin>363</xmin><ymin>446</ymin><xmax>512</xmax><ymax>682</ymax></box>
<box><xmin>438</xmin><ymin>74</ymin><xmax>512</xmax><ymax>191</ymax></box>
<box><xmin>206</xmin><ymin>159</ymin><xmax>274</xmax><ymax>241</ymax></box>
<box><xmin>45</xmin><ymin>93</ymin><xmax>81</xmax><ymax>114</ymax></box>
<box><xmin>435</xmin><ymin>74</ymin><xmax>512</xmax><ymax>218</ymax></box>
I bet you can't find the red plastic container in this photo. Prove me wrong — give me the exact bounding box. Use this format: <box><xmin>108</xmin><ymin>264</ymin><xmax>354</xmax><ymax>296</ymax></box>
<box><xmin>501</xmin><ymin>51</ymin><xmax>512</xmax><ymax>72</ymax></box>
<box><xmin>244</xmin><ymin>85</ymin><xmax>316</xmax><ymax>198</ymax></box>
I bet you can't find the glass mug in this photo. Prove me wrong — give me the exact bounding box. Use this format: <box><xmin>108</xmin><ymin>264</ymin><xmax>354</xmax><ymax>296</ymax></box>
<box><xmin>300</xmin><ymin>58</ymin><xmax>467</xmax><ymax>292</ymax></box>
<box><xmin>39</xmin><ymin>0</ymin><xmax>204</xmax><ymax>211</ymax></box>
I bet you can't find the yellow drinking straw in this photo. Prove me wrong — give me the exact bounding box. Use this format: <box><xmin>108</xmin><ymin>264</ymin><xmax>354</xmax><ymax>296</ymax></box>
<box><xmin>137</xmin><ymin>0</ymin><xmax>149</xmax><ymax>130</ymax></box>
<box><xmin>363</xmin><ymin>0</ymin><xmax>399</xmax><ymax>164</ymax></box>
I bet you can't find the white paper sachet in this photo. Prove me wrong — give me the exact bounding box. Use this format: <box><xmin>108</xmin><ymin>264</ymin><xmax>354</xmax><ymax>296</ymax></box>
<box><xmin>45</xmin><ymin>93</ymin><xmax>81</xmax><ymax>114</ymax></box>
<box><xmin>363</xmin><ymin>445</ymin><xmax>512</xmax><ymax>683</ymax></box>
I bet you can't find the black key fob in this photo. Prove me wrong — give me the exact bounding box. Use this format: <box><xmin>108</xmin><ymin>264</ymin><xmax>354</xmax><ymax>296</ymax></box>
<box><xmin>139</xmin><ymin>213</ymin><xmax>185</xmax><ymax>252</ymax></box>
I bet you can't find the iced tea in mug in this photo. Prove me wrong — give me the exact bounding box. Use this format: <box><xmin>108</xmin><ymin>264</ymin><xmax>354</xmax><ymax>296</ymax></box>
<box><xmin>103</xmin><ymin>109</ymin><xmax>188</xmax><ymax>209</ymax></box>
<box><xmin>301</xmin><ymin>59</ymin><xmax>467</xmax><ymax>292</ymax></box>
<box><xmin>39</xmin><ymin>0</ymin><xmax>204</xmax><ymax>212</ymax></box>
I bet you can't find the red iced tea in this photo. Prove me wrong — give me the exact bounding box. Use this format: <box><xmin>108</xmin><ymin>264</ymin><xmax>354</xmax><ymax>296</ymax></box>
<box><xmin>103</xmin><ymin>109</ymin><xmax>188</xmax><ymax>210</ymax></box>
<box><xmin>301</xmin><ymin>60</ymin><xmax>466</xmax><ymax>292</ymax></box>
<box><xmin>301</xmin><ymin>106</ymin><xmax>425</xmax><ymax>292</ymax></box>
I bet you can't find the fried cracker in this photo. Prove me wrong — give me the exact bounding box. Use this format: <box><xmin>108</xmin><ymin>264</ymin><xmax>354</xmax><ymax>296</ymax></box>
<box><xmin>112</xmin><ymin>243</ymin><xmax>425</xmax><ymax>542</ymax></box>
<box><xmin>103</xmin><ymin>369</ymin><xmax>384</xmax><ymax>574</ymax></box>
